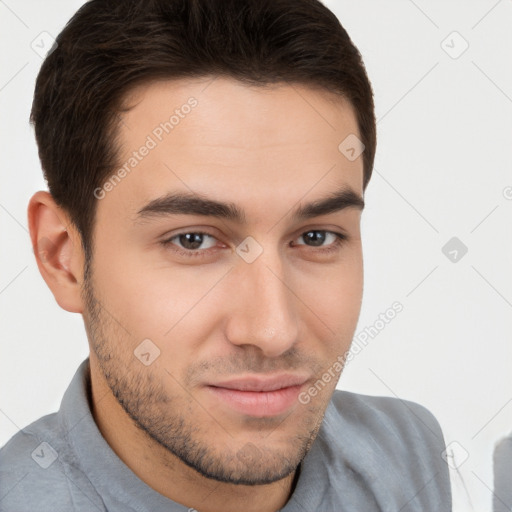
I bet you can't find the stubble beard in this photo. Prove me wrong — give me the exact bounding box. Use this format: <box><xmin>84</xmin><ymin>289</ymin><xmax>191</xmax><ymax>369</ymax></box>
<box><xmin>81</xmin><ymin>264</ymin><xmax>328</xmax><ymax>485</ymax></box>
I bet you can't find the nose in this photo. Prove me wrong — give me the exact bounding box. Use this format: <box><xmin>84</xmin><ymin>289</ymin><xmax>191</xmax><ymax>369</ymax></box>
<box><xmin>225</xmin><ymin>255</ymin><xmax>299</xmax><ymax>358</ymax></box>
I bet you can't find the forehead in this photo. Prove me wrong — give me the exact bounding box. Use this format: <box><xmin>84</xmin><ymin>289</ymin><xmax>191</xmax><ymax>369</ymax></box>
<box><xmin>101</xmin><ymin>77</ymin><xmax>363</xmax><ymax>224</ymax></box>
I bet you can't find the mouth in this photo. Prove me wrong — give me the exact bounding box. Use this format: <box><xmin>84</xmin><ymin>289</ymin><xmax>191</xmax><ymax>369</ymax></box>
<box><xmin>204</xmin><ymin>374</ymin><xmax>309</xmax><ymax>417</ymax></box>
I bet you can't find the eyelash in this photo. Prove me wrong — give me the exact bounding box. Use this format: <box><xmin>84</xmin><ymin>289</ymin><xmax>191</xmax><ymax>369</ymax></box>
<box><xmin>160</xmin><ymin>230</ymin><xmax>348</xmax><ymax>259</ymax></box>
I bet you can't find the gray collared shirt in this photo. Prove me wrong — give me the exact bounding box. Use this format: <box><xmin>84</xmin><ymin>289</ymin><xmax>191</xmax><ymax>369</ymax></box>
<box><xmin>0</xmin><ymin>359</ymin><xmax>451</xmax><ymax>511</ymax></box>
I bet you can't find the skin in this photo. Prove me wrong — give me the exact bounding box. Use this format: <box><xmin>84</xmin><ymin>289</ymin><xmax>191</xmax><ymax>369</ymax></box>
<box><xmin>28</xmin><ymin>77</ymin><xmax>365</xmax><ymax>512</ymax></box>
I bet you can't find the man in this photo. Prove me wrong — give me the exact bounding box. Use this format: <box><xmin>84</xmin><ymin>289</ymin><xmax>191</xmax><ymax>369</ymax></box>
<box><xmin>0</xmin><ymin>0</ymin><xmax>451</xmax><ymax>510</ymax></box>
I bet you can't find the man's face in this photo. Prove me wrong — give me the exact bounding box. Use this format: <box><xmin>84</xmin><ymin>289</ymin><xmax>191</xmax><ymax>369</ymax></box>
<box><xmin>83</xmin><ymin>77</ymin><xmax>364</xmax><ymax>485</ymax></box>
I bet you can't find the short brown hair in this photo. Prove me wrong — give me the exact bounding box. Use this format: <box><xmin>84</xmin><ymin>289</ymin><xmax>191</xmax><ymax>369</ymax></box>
<box><xmin>31</xmin><ymin>0</ymin><xmax>376</xmax><ymax>256</ymax></box>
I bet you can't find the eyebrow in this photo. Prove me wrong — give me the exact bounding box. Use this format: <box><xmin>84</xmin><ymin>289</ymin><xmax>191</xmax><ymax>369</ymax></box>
<box><xmin>136</xmin><ymin>187</ymin><xmax>364</xmax><ymax>224</ymax></box>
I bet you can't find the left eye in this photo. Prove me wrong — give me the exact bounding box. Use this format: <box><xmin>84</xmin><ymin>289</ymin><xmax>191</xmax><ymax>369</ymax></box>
<box><xmin>294</xmin><ymin>230</ymin><xmax>341</xmax><ymax>247</ymax></box>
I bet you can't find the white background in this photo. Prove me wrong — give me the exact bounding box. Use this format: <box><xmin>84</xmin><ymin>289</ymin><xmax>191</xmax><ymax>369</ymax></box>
<box><xmin>1</xmin><ymin>1</ymin><xmax>511</xmax><ymax>511</ymax></box>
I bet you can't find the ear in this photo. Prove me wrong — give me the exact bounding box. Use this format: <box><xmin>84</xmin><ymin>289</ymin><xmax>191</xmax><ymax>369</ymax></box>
<box><xmin>28</xmin><ymin>191</ymin><xmax>85</xmax><ymax>313</ymax></box>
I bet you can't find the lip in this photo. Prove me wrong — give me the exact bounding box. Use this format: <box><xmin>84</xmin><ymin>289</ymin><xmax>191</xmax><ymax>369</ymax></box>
<box><xmin>209</xmin><ymin>374</ymin><xmax>309</xmax><ymax>392</ymax></box>
<box><xmin>204</xmin><ymin>374</ymin><xmax>309</xmax><ymax>417</ymax></box>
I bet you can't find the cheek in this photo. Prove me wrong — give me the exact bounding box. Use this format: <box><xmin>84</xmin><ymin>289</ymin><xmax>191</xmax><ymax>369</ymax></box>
<box><xmin>90</xmin><ymin>244</ymin><xmax>227</xmax><ymax>359</ymax></box>
<box><xmin>327</xmin><ymin>259</ymin><xmax>363</xmax><ymax>321</ymax></box>
<box><xmin>306</xmin><ymin>243</ymin><xmax>363</xmax><ymax>308</ymax></box>
<box><xmin>299</xmin><ymin>250</ymin><xmax>363</xmax><ymax>351</ymax></box>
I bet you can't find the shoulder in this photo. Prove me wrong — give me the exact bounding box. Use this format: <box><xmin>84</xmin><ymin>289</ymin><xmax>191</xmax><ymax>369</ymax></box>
<box><xmin>0</xmin><ymin>413</ymin><xmax>103</xmax><ymax>512</ymax></box>
<box><xmin>317</xmin><ymin>390</ymin><xmax>452</xmax><ymax>510</ymax></box>
<box><xmin>329</xmin><ymin>389</ymin><xmax>445</xmax><ymax>444</ymax></box>
<box><xmin>0</xmin><ymin>412</ymin><xmax>60</xmax><ymax>474</ymax></box>
<box><xmin>325</xmin><ymin>390</ymin><xmax>448</xmax><ymax>463</ymax></box>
